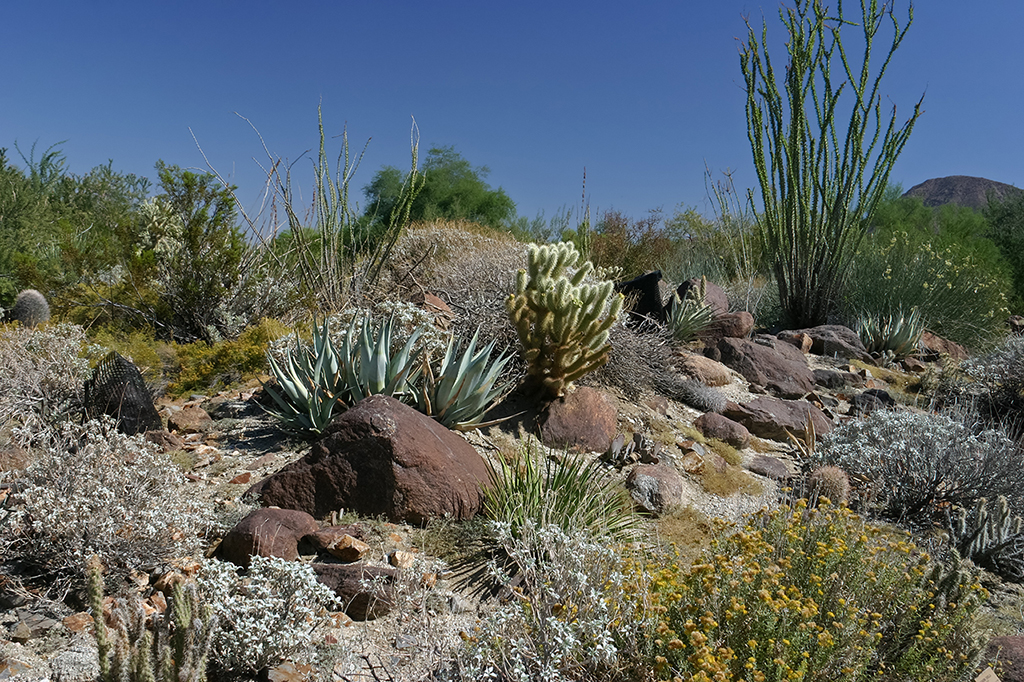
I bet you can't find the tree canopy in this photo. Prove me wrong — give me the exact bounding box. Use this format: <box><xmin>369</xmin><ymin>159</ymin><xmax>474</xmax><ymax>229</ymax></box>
<box><xmin>363</xmin><ymin>145</ymin><xmax>515</xmax><ymax>230</ymax></box>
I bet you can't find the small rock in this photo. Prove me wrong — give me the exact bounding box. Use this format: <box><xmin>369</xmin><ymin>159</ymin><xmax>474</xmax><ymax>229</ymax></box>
<box><xmin>10</xmin><ymin>621</ymin><xmax>32</xmax><ymax>643</ymax></box>
<box><xmin>389</xmin><ymin>550</ymin><xmax>415</xmax><ymax>569</ymax></box>
<box><xmin>327</xmin><ymin>535</ymin><xmax>370</xmax><ymax>563</ymax></box>
<box><xmin>694</xmin><ymin>412</ymin><xmax>751</xmax><ymax>449</ymax></box>
<box><xmin>745</xmin><ymin>455</ymin><xmax>792</xmax><ymax>481</ymax></box>
<box><xmin>268</xmin><ymin>661</ymin><xmax>315</xmax><ymax>682</ymax></box>
<box><xmin>680</xmin><ymin>451</ymin><xmax>704</xmax><ymax>475</ymax></box>
<box><xmin>144</xmin><ymin>429</ymin><xmax>184</xmax><ymax>453</ymax></box>
<box><xmin>540</xmin><ymin>387</ymin><xmax>618</xmax><ymax>453</ymax></box>
<box><xmin>167</xmin><ymin>406</ymin><xmax>214</xmax><ymax>434</ymax></box>
<box><xmin>626</xmin><ymin>464</ymin><xmax>686</xmax><ymax>515</ymax></box>
<box><xmin>228</xmin><ymin>472</ymin><xmax>251</xmax><ymax>485</ymax></box>
<box><xmin>62</xmin><ymin>612</ymin><xmax>94</xmax><ymax>635</ymax></box>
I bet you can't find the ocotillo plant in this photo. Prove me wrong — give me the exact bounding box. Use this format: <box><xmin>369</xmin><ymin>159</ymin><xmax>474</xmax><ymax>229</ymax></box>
<box><xmin>506</xmin><ymin>241</ymin><xmax>623</xmax><ymax>398</ymax></box>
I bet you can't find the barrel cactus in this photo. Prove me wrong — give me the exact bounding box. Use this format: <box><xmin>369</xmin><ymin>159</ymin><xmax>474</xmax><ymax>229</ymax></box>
<box><xmin>9</xmin><ymin>289</ymin><xmax>50</xmax><ymax>328</ymax></box>
<box><xmin>506</xmin><ymin>242</ymin><xmax>623</xmax><ymax>398</ymax></box>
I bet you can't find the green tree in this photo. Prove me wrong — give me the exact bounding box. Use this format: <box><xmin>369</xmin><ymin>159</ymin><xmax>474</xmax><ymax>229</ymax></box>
<box><xmin>364</xmin><ymin>145</ymin><xmax>516</xmax><ymax>230</ymax></box>
<box><xmin>985</xmin><ymin>190</ymin><xmax>1024</xmax><ymax>313</ymax></box>
<box><xmin>742</xmin><ymin>0</ymin><xmax>923</xmax><ymax>328</ymax></box>
<box><xmin>153</xmin><ymin>161</ymin><xmax>246</xmax><ymax>341</ymax></box>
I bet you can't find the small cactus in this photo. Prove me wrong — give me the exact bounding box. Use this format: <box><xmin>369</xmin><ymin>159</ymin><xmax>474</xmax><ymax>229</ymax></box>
<box><xmin>808</xmin><ymin>465</ymin><xmax>851</xmax><ymax>505</ymax></box>
<box><xmin>9</xmin><ymin>289</ymin><xmax>50</xmax><ymax>328</ymax></box>
<box><xmin>506</xmin><ymin>241</ymin><xmax>623</xmax><ymax>398</ymax></box>
<box><xmin>950</xmin><ymin>495</ymin><xmax>1024</xmax><ymax>582</ymax></box>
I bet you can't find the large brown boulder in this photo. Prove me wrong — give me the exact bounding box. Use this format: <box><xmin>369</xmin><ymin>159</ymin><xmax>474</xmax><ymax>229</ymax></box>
<box><xmin>777</xmin><ymin>325</ymin><xmax>872</xmax><ymax>362</ymax></box>
<box><xmin>676</xmin><ymin>353</ymin><xmax>734</xmax><ymax>387</ymax></box>
<box><xmin>539</xmin><ymin>387</ymin><xmax>618</xmax><ymax>453</ymax></box>
<box><xmin>625</xmin><ymin>464</ymin><xmax>687</xmax><ymax>515</ymax></box>
<box><xmin>703</xmin><ymin>312</ymin><xmax>755</xmax><ymax>341</ymax></box>
<box><xmin>919</xmin><ymin>330</ymin><xmax>969</xmax><ymax>361</ymax></box>
<box><xmin>248</xmin><ymin>395</ymin><xmax>489</xmax><ymax>525</ymax></box>
<box><xmin>722</xmin><ymin>397</ymin><xmax>833</xmax><ymax>442</ymax></box>
<box><xmin>312</xmin><ymin>563</ymin><xmax>398</xmax><ymax>621</ymax></box>
<box><xmin>716</xmin><ymin>337</ymin><xmax>816</xmax><ymax>395</ymax></box>
<box><xmin>694</xmin><ymin>412</ymin><xmax>750</xmax><ymax>449</ymax></box>
<box><xmin>219</xmin><ymin>508</ymin><xmax>319</xmax><ymax>568</ymax></box>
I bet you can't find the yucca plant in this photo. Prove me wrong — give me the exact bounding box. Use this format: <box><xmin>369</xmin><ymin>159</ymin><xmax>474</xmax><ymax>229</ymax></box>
<box><xmin>482</xmin><ymin>443</ymin><xmax>642</xmax><ymax>542</ymax></box>
<box><xmin>856</xmin><ymin>306</ymin><xmax>924</xmax><ymax>358</ymax></box>
<box><xmin>666</xmin><ymin>280</ymin><xmax>716</xmax><ymax>344</ymax></box>
<box><xmin>418</xmin><ymin>329</ymin><xmax>513</xmax><ymax>431</ymax></box>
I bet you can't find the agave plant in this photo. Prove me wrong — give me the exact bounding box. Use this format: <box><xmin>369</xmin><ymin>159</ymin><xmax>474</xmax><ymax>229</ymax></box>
<box><xmin>418</xmin><ymin>329</ymin><xmax>513</xmax><ymax>431</ymax></box>
<box><xmin>666</xmin><ymin>281</ymin><xmax>716</xmax><ymax>344</ymax></box>
<box><xmin>856</xmin><ymin>306</ymin><xmax>924</xmax><ymax>358</ymax></box>
<box><xmin>263</xmin><ymin>314</ymin><xmax>423</xmax><ymax>436</ymax></box>
<box><xmin>263</xmin><ymin>319</ymin><xmax>343</xmax><ymax>435</ymax></box>
<box><xmin>265</xmin><ymin>314</ymin><xmax>513</xmax><ymax>436</ymax></box>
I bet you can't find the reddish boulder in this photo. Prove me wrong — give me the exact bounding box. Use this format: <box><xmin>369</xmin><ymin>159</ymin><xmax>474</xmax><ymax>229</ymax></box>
<box><xmin>219</xmin><ymin>508</ymin><xmax>319</xmax><ymax>568</ymax></box>
<box><xmin>722</xmin><ymin>396</ymin><xmax>832</xmax><ymax>442</ymax></box>
<box><xmin>919</xmin><ymin>331</ymin><xmax>969</xmax><ymax>361</ymax></box>
<box><xmin>778</xmin><ymin>325</ymin><xmax>872</xmax><ymax>362</ymax></box>
<box><xmin>989</xmin><ymin>636</ymin><xmax>1024</xmax><ymax>682</ymax></box>
<box><xmin>717</xmin><ymin>337</ymin><xmax>816</xmax><ymax>394</ymax></box>
<box><xmin>144</xmin><ymin>429</ymin><xmax>184</xmax><ymax>453</ymax></box>
<box><xmin>745</xmin><ymin>455</ymin><xmax>793</xmax><ymax>481</ymax></box>
<box><xmin>694</xmin><ymin>412</ymin><xmax>751</xmax><ymax>449</ymax></box>
<box><xmin>312</xmin><ymin>563</ymin><xmax>398</xmax><ymax>621</ymax></box>
<box><xmin>703</xmin><ymin>311</ymin><xmax>754</xmax><ymax>341</ymax></box>
<box><xmin>539</xmin><ymin>387</ymin><xmax>618</xmax><ymax>453</ymax></box>
<box><xmin>248</xmin><ymin>395</ymin><xmax>489</xmax><ymax>525</ymax></box>
<box><xmin>676</xmin><ymin>353</ymin><xmax>734</xmax><ymax>387</ymax></box>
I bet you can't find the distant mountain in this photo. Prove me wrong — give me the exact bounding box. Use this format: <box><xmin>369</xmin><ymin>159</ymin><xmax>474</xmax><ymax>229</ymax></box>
<box><xmin>902</xmin><ymin>175</ymin><xmax>1023</xmax><ymax>211</ymax></box>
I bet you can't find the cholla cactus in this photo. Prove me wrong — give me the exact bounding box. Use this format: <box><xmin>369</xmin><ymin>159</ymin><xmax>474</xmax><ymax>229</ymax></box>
<box><xmin>951</xmin><ymin>495</ymin><xmax>1024</xmax><ymax>582</ymax></box>
<box><xmin>506</xmin><ymin>242</ymin><xmax>623</xmax><ymax>398</ymax></box>
<box><xmin>88</xmin><ymin>557</ymin><xmax>216</xmax><ymax>682</ymax></box>
<box><xmin>9</xmin><ymin>289</ymin><xmax>50</xmax><ymax>328</ymax></box>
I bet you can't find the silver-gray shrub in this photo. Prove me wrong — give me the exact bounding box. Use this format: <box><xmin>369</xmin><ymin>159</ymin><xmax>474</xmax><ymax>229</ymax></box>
<box><xmin>199</xmin><ymin>555</ymin><xmax>339</xmax><ymax>676</ymax></box>
<box><xmin>952</xmin><ymin>335</ymin><xmax>1024</xmax><ymax>436</ymax></box>
<box><xmin>812</xmin><ymin>408</ymin><xmax>1024</xmax><ymax>528</ymax></box>
<box><xmin>0</xmin><ymin>418</ymin><xmax>215</xmax><ymax>596</ymax></box>
<box><xmin>0</xmin><ymin>323</ymin><xmax>92</xmax><ymax>446</ymax></box>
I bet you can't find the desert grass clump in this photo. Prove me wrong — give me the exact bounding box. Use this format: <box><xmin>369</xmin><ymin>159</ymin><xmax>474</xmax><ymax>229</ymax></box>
<box><xmin>9</xmin><ymin>288</ymin><xmax>50</xmax><ymax>327</ymax></box>
<box><xmin>0</xmin><ymin>418</ymin><xmax>216</xmax><ymax>597</ymax></box>
<box><xmin>813</xmin><ymin>408</ymin><xmax>1024</xmax><ymax>528</ymax></box>
<box><xmin>455</xmin><ymin>522</ymin><xmax>649</xmax><ymax>682</ymax></box>
<box><xmin>645</xmin><ymin>500</ymin><xmax>985</xmax><ymax>681</ymax></box>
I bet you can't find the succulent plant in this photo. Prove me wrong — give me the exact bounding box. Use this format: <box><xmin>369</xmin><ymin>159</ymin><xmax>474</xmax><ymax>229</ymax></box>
<box><xmin>418</xmin><ymin>328</ymin><xmax>513</xmax><ymax>430</ymax></box>
<box><xmin>808</xmin><ymin>465</ymin><xmax>851</xmax><ymax>506</ymax></box>
<box><xmin>8</xmin><ymin>289</ymin><xmax>50</xmax><ymax>328</ymax></box>
<box><xmin>856</xmin><ymin>306</ymin><xmax>924</xmax><ymax>358</ymax></box>
<box><xmin>666</xmin><ymin>277</ymin><xmax>715</xmax><ymax>343</ymax></box>
<box><xmin>950</xmin><ymin>495</ymin><xmax>1024</xmax><ymax>583</ymax></box>
<box><xmin>266</xmin><ymin>315</ymin><xmax>510</xmax><ymax>436</ymax></box>
<box><xmin>506</xmin><ymin>241</ymin><xmax>623</xmax><ymax>398</ymax></box>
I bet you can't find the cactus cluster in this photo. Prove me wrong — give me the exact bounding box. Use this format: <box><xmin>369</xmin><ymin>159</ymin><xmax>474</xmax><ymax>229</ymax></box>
<box><xmin>950</xmin><ymin>495</ymin><xmax>1024</xmax><ymax>582</ymax></box>
<box><xmin>8</xmin><ymin>289</ymin><xmax>50</xmax><ymax>328</ymax></box>
<box><xmin>506</xmin><ymin>242</ymin><xmax>623</xmax><ymax>398</ymax></box>
<box><xmin>89</xmin><ymin>558</ymin><xmax>216</xmax><ymax>682</ymax></box>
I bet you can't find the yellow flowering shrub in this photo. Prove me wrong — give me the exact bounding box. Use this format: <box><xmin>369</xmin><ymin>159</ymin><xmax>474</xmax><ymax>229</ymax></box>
<box><xmin>645</xmin><ymin>500</ymin><xmax>985</xmax><ymax>682</ymax></box>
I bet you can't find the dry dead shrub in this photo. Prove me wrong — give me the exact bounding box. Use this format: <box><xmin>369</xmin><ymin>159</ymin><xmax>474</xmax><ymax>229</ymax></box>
<box><xmin>374</xmin><ymin>220</ymin><xmax>529</xmax><ymax>372</ymax></box>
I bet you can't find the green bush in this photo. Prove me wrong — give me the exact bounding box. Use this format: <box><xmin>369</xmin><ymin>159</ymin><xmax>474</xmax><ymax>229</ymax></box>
<box><xmin>171</xmin><ymin>318</ymin><xmax>289</xmax><ymax>397</ymax></box>
<box><xmin>985</xmin><ymin>190</ymin><xmax>1024</xmax><ymax>312</ymax></box>
<box><xmin>843</xmin><ymin>230</ymin><xmax>1010</xmax><ymax>349</ymax></box>
<box><xmin>646</xmin><ymin>500</ymin><xmax>985</xmax><ymax>681</ymax></box>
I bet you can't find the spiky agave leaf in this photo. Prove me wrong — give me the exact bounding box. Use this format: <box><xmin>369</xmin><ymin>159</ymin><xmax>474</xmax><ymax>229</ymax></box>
<box><xmin>420</xmin><ymin>329</ymin><xmax>513</xmax><ymax>430</ymax></box>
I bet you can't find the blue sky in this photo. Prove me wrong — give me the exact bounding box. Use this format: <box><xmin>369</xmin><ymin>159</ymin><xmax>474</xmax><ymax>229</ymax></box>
<box><xmin>3</xmin><ymin>1</ymin><xmax>1023</xmax><ymax>228</ymax></box>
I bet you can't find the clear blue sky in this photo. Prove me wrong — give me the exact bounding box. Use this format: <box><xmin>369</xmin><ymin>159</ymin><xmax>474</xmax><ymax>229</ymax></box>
<box><xmin>3</xmin><ymin>1</ymin><xmax>1022</xmax><ymax>228</ymax></box>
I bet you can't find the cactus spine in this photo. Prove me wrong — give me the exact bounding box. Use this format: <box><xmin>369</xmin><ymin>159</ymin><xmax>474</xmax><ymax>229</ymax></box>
<box><xmin>506</xmin><ymin>242</ymin><xmax>623</xmax><ymax>398</ymax></box>
<box><xmin>9</xmin><ymin>289</ymin><xmax>50</xmax><ymax>328</ymax></box>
